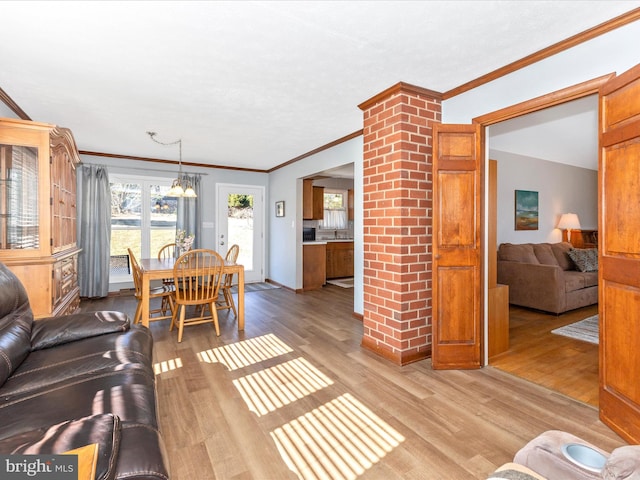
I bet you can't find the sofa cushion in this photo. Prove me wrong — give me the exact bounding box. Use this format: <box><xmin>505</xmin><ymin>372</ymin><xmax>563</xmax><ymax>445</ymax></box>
<box><xmin>533</xmin><ymin>243</ymin><xmax>559</xmax><ymax>266</ymax></box>
<box><xmin>3</xmin><ymin>325</ymin><xmax>153</xmax><ymax>399</ymax></box>
<box><xmin>0</xmin><ymin>264</ymin><xmax>34</xmax><ymax>388</ymax></box>
<box><xmin>565</xmin><ymin>272</ymin><xmax>587</xmax><ymax>293</ymax></box>
<box><xmin>568</xmin><ymin>248</ymin><xmax>598</xmax><ymax>272</ymax></box>
<box><xmin>0</xmin><ymin>414</ymin><xmax>121</xmax><ymax>480</ymax></box>
<box><xmin>551</xmin><ymin>242</ymin><xmax>574</xmax><ymax>271</ymax></box>
<box><xmin>498</xmin><ymin>243</ymin><xmax>539</xmax><ymax>264</ymax></box>
<box><xmin>30</xmin><ymin>311</ymin><xmax>130</xmax><ymax>351</ymax></box>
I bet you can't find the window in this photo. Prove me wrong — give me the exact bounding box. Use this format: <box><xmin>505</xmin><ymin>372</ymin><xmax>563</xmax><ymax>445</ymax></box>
<box><xmin>320</xmin><ymin>189</ymin><xmax>347</xmax><ymax>230</ymax></box>
<box><xmin>109</xmin><ymin>174</ymin><xmax>177</xmax><ymax>282</ymax></box>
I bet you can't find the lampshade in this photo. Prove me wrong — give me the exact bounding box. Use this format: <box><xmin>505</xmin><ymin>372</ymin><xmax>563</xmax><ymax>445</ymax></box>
<box><xmin>558</xmin><ymin>213</ymin><xmax>581</xmax><ymax>230</ymax></box>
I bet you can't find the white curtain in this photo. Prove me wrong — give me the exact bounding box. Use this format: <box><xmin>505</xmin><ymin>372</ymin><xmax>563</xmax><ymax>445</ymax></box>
<box><xmin>176</xmin><ymin>174</ymin><xmax>202</xmax><ymax>248</ymax></box>
<box><xmin>322</xmin><ymin>209</ymin><xmax>347</xmax><ymax>230</ymax></box>
<box><xmin>77</xmin><ymin>164</ymin><xmax>111</xmax><ymax>298</ymax></box>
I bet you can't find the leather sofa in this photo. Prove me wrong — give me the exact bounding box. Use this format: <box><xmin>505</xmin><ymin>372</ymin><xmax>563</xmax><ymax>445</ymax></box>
<box><xmin>0</xmin><ymin>262</ymin><xmax>170</xmax><ymax>480</ymax></box>
<box><xmin>497</xmin><ymin>242</ymin><xmax>598</xmax><ymax>314</ymax></box>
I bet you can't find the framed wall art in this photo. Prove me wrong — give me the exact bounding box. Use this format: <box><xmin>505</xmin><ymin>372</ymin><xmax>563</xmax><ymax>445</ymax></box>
<box><xmin>275</xmin><ymin>200</ymin><xmax>285</xmax><ymax>217</ymax></box>
<box><xmin>515</xmin><ymin>190</ymin><xmax>538</xmax><ymax>230</ymax></box>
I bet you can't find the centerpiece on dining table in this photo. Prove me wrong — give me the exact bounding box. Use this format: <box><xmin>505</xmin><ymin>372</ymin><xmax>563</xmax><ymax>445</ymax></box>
<box><xmin>175</xmin><ymin>229</ymin><xmax>195</xmax><ymax>261</ymax></box>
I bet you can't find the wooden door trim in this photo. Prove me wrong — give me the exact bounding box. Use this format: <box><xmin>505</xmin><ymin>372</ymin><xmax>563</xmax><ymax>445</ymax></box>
<box><xmin>473</xmin><ymin>73</ymin><xmax>615</xmax><ymax>126</ymax></box>
<box><xmin>472</xmin><ymin>73</ymin><xmax>613</xmax><ymax>368</ymax></box>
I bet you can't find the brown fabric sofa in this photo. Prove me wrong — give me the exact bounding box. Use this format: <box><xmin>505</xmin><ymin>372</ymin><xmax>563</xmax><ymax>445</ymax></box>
<box><xmin>0</xmin><ymin>262</ymin><xmax>170</xmax><ymax>480</ymax></box>
<box><xmin>497</xmin><ymin>242</ymin><xmax>598</xmax><ymax>314</ymax></box>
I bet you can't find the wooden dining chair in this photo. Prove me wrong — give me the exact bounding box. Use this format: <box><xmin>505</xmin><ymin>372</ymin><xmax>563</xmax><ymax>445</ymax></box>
<box><xmin>158</xmin><ymin>242</ymin><xmax>176</xmax><ymax>261</ymax></box>
<box><xmin>171</xmin><ymin>248</ymin><xmax>225</xmax><ymax>342</ymax></box>
<box><xmin>217</xmin><ymin>244</ymin><xmax>240</xmax><ymax>318</ymax></box>
<box><xmin>128</xmin><ymin>248</ymin><xmax>175</xmax><ymax>324</ymax></box>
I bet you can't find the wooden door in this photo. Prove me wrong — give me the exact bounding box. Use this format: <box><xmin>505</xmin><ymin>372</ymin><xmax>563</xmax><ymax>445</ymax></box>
<box><xmin>599</xmin><ymin>63</ymin><xmax>640</xmax><ymax>443</ymax></box>
<box><xmin>432</xmin><ymin>123</ymin><xmax>483</xmax><ymax>369</ymax></box>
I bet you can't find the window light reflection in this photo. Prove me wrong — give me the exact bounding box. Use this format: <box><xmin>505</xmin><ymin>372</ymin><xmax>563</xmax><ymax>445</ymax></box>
<box><xmin>153</xmin><ymin>357</ymin><xmax>183</xmax><ymax>375</ymax></box>
<box><xmin>271</xmin><ymin>393</ymin><xmax>405</xmax><ymax>480</ymax></box>
<box><xmin>198</xmin><ymin>333</ymin><xmax>293</xmax><ymax>370</ymax></box>
<box><xmin>233</xmin><ymin>357</ymin><xmax>334</xmax><ymax>416</ymax></box>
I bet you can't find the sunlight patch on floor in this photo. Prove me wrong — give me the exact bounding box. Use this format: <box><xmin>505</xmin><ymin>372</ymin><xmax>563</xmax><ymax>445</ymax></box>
<box><xmin>197</xmin><ymin>333</ymin><xmax>293</xmax><ymax>370</ymax></box>
<box><xmin>153</xmin><ymin>357</ymin><xmax>183</xmax><ymax>375</ymax></box>
<box><xmin>233</xmin><ymin>357</ymin><xmax>334</xmax><ymax>416</ymax></box>
<box><xmin>271</xmin><ymin>393</ymin><xmax>405</xmax><ymax>480</ymax></box>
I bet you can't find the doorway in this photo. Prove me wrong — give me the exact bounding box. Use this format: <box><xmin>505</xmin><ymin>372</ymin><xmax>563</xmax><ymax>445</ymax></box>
<box><xmin>216</xmin><ymin>184</ymin><xmax>265</xmax><ymax>283</ymax></box>
<box><xmin>480</xmin><ymin>76</ymin><xmax>609</xmax><ymax>403</ymax></box>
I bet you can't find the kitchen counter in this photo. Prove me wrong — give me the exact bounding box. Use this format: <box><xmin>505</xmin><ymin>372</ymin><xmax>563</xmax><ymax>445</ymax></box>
<box><xmin>303</xmin><ymin>239</ymin><xmax>354</xmax><ymax>244</ymax></box>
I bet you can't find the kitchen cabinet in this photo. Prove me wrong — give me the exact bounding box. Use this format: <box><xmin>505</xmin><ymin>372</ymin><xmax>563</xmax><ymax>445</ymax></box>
<box><xmin>303</xmin><ymin>179</ymin><xmax>324</xmax><ymax>220</ymax></box>
<box><xmin>303</xmin><ymin>243</ymin><xmax>326</xmax><ymax>290</ymax></box>
<box><xmin>0</xmin><ymin>118</ymin><xmax>81</xmax><ymax>318</ymax></box>
<box><xmin>348</xmin><ymin>188</ymin><xmax>354</xmax><ymax>221</ymax></box>
<box><xmin>326</xmin><ymin>241</ymin><xmax>354</xmax><ymax>279</ymax></box>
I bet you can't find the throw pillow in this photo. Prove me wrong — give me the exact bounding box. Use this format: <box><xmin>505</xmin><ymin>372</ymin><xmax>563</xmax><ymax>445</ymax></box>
<box><xmin>568</xmin><ymin>248</ymin><xmax>598</xmax><ymax>272</ymax></box>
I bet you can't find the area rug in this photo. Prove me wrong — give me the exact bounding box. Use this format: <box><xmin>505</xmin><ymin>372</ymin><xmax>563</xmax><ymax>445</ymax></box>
<box><xmin>551</xmin><ymin>315</ymin><xmax>599</xmax><ymax>345</ymax></box>
<box><xmin>326</xmin><ymin>277</ymin><xmax>354</xmax><ymax>288</ymax></box>
<box><xmin>231</xmin><ymin>282</ymin><xmax>280</xmax><ymax>293</ymax></box>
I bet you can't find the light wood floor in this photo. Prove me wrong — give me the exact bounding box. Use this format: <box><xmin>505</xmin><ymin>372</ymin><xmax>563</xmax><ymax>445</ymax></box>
<box><xmin>490</xmin><ymin>305</ymin><xmax>599</xmax><ymax>407</ymax></box>
<box><xmin>80</xmin><ymin>287</ymin><xmax>621</xmax><ymax>480</ymax></box>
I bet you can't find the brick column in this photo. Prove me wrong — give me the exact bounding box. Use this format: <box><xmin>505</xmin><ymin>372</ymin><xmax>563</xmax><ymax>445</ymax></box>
<box><xmin>358</xmin><ymin>82</ymin><xmax>442</xmax><ymax>365</ymax></box>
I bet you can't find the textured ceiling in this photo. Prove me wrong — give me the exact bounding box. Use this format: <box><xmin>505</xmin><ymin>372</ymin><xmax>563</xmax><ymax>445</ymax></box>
<box><xmin>0</xmin><ymin>1</ymin><xmax>637</xmax><ymax>170</ymax></box>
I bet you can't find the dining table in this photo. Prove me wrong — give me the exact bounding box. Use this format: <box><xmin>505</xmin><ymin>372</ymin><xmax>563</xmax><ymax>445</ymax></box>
<box><xmin>138</xmin><ymin>257</ymin><xmax>245</xmax><ymax>330</ymax></box>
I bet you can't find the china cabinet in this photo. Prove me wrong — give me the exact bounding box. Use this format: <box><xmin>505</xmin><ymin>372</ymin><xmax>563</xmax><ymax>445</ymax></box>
<box><xmin>0</xmin><ymin>117</ymin><xmax>81</xmax><ymax>318</ymax></box>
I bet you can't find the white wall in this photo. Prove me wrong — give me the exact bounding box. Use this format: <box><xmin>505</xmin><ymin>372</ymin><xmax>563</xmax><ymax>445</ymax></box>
<box><xmin>268</xmin><ymin>136</ymin><xmax>364</xmax><ymax>313</ymax></box>
<box><xmin>443</xmin><ymin>21</ymin><xmax>640</xmax><ymax>124</ymax></box>
<box><xmin>492</xmin><ymin>150</ymin><xmax>597</xmax><ymax>245</ymax></box>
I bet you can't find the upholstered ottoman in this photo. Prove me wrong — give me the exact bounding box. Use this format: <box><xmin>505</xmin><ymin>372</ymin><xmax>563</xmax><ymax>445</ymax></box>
<box><xmin>513</xmin><ymin>430</ymin><xmax>640</xmax><ymax>480</ymax></box>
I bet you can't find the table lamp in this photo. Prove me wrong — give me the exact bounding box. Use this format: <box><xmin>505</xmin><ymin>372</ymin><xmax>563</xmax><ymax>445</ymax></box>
<box><xmin>558</xmin><ymin>213</ymin><xmax>581</xmax><ymax>242</ymax></box>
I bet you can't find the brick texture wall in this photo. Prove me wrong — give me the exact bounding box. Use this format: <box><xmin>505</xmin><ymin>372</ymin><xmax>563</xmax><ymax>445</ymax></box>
<box><xmin>358</xmin><ymin>82</ymin><xmax>442</xmax><ymax>365</ymax></box>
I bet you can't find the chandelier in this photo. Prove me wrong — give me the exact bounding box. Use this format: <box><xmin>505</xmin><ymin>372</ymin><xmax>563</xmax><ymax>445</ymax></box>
<box><xmin>147</xmin><ymin>131</ymin><xmax>197</xmax><ymax>198</ymax></box>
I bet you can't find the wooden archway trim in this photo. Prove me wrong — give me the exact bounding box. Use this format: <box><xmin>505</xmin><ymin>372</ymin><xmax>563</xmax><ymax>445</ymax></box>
<box><xmin>473</xmin><ymin>73</ymin><xmax>616</xmax><ymax>126</ymax></box>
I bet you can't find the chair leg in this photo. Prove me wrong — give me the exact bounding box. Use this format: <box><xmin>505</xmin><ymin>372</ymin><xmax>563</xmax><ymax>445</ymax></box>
<box><xmin>170</xmin><ymin>302</ymin><xmax>178</xmax><ymax>331</ymax></box>
<box><xmin>210</xmin><ymin>302</ymin><xmax>221</xmax><ymax>336</ymax></box>
<box><xmin>134</xmin><ymin>300</ymin><xmax>142</xmax><ymax>324</ymax></box>
<box><xmin>226</xmin><ymin>289</ymin><xmax>237</xmax><ymax>318</ymax></box>
<box><xmin>178</xmin><ymin>306</ymin><xmax>186</xmax><ymax>343</ymax></box>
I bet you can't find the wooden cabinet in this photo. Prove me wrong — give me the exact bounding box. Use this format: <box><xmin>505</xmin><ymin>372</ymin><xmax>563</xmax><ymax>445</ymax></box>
<box><xmin>326</xmin><ymin>241</ymin><xmax>354</xmax><ymax>279</ymax></box>
<box><xmin>303</xmin><ymin>179</ymin><xmax>324</xmax><ymax>220</ymax></box>
<box><xmin>0</xmin><ymin>118</ymin><xmax>81</xmax><ymax>318</ymax></box>
<box><xmin>348</xmin><ymin>188</ymin><xmax>354</xmax><ymax>221</ymax></box>
<box><xmin>488</xmin><ymin>284</ymin><xmax>509</xmax><ymax>358</ymax></box>
<box><xmin>570</xmin><ymin>229</ymin><xmax>598</xmax><ymax>249</ymax></box>
<box><xmin>303</xmin><ymin>243</ymin><xmax>326</xmax><ymax>290</ymax></box>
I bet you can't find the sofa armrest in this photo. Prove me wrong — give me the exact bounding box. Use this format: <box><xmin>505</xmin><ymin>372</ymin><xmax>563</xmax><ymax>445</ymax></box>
<box><xmin>30</xmin><ymin>311</ymin><xmax>131</xmax><ymax>351</ymax></box>
<box><xmin>497</xmin><ymin>261</ymin><xmax>565</xmax><ymax>313</ymax></box>
<box><xmin>603</xmin><ymin>445</ymin><xmax>640</xmax><ymax>480</ymax></box>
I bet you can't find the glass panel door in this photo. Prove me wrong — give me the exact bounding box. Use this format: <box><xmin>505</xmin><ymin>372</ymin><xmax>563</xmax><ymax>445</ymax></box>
<box><xmin>217</xmin><ymin>184</ymin><xmax>264</xmax><ymax>283</ymax></box>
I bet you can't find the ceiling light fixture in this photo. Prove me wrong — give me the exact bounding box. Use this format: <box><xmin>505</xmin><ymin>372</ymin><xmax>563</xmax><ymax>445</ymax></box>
<box><xmin>146</xmin><ymin>131</ymin><xmax>197</xmax><ymax>198</ymax></box>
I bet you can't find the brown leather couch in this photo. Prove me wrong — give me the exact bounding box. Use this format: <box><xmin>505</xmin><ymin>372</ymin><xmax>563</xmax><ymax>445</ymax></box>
<box><xmin>497</xmin><ymin>242</ymin><xmax>598</xmax><ymax>314</ymax></box>
<box><xmin>0</xmin><ymin>262</ymin><xmax>170</xmax><ymax>480</ymax></box>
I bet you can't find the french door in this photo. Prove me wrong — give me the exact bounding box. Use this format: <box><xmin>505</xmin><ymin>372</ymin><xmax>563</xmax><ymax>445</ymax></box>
<box><xmin>431</xmin><ymin>123</ymin><xmax>483</xmax><ymax>369</ymax></box>
<box><xmin>598</xmin><ymin>63</ymin><xmax>640</xmax><ymax>443</ymax></box>
<box><xmin>216</xmin><ymin>184</ymin><xmax>264</xmax><ymax>283</ymax></box>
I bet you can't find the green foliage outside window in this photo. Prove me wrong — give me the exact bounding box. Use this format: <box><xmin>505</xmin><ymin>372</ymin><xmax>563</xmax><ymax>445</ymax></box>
<box><xmin>228</xmin><ymin>194</ymin><xmax>254</xmax><ymax>208</ymax></box>
<box><xmin>324</xmin><ymin>192</ymin><xmax>343</xmax><ymax>209</ymax></box>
